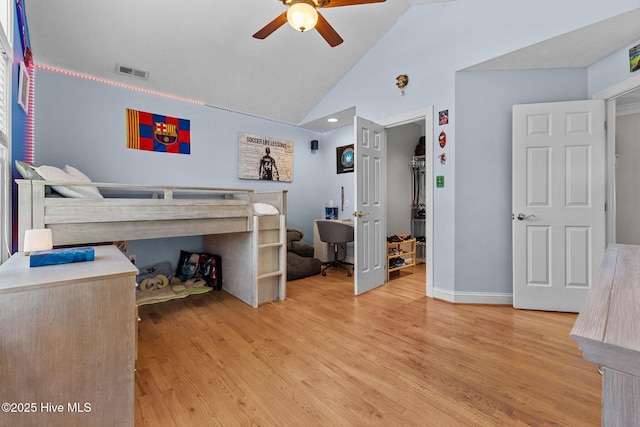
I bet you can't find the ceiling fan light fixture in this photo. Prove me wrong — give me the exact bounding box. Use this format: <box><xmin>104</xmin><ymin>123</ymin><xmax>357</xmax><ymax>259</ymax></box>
<box><xmin>287</xmin><ymin>2</ymin><xmax>318</xmax><ymax>32</ymax></box>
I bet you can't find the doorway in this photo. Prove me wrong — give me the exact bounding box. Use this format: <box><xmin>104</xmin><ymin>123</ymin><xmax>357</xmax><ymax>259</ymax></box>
<box><xmin>307</xmin><ymin>107</ymin><xmax>434</xmax><ymax>297</ymax></box>
<box><xmin>379</xmin><ymin>108</ymin><xmax>434</xmax><ymax>297</ymax></box>
<box><xmin>614</xmin><ymin>96</ymin><xmax>640</xmax><ymax>244</ymax></box>
<box><xmin>385</xmin><ymin>124</ymin><xmax>425</xmax><ymax>273</ymax></box>
<box><xmin>595</xmin><ymin>73</ymin><xmax>640</xmax><ymax>246</ymax></box>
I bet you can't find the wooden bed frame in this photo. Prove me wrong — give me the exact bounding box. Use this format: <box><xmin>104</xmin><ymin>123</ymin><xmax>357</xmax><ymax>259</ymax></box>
<box><xmin>16</xmin><ymin>179</ymin><xmax>287</xmax><ymax>307</ymax></box>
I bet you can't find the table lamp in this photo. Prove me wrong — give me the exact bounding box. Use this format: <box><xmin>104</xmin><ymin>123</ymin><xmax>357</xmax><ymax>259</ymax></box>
<box><xmin>23</xmin><ymin>228</ymin><xmax>94</xmax><ymax>267</ymax></box>
<box><xmin>23</xmin><ymin>229</ymin><xmax>53</xmax><ymax>255</ymax></box>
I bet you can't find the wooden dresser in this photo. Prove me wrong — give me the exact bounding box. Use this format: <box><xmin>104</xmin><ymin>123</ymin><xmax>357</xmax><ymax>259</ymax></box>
<box><xmin>0</xmin><ymin>245</ymin><xmax>138</xmax><ymax>427</ymax></box>
<box><xmin>571</xmin><ymin>244</ymin><xmax>640</xmax><ymax>427</ymax></box>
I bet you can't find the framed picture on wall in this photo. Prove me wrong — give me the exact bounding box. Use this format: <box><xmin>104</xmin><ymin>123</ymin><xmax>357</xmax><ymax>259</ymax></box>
<box><xmin>336</xmin><ymin>144</ymin><xmax>354</xmax><ymax>174</ymax></box>
<box><xmin>238</xmin><ymin>132</ymin><xmax>294</xmax><ymax>182</ymax></box>
<box><xmin>630</xmin><ymin>43</ymin><xmax>640</xmax><ymax>72</ymax></box>
<box><xmin>18</xmin><ymin>62</ymin><xmax>29</xmax><ymax>113</ymax></box>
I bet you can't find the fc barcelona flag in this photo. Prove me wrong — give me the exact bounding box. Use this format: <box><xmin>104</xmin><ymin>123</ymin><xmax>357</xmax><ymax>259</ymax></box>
<box><xmin>126</xmin><ymin>109</ymin><xmax>190</xmax><ymax>154</ymax></box>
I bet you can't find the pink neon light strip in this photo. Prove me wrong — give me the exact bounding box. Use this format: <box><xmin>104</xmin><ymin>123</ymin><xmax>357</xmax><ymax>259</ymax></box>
<box><xmin>34</xmin><ymin>64</ymin><xmax>206</xmax><ymax>105</ymax></box>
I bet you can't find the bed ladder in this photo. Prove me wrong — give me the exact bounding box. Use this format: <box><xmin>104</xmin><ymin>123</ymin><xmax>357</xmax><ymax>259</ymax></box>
<box><xmin>252</xmin><ymin>214</ymin><xmax>286</xmax><ymax>308</ymax></box>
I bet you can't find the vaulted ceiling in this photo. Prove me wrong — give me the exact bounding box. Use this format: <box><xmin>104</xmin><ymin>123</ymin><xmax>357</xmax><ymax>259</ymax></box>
<box><xmin>23</xmin><ymin>1</ymin><xmax>640</xmax><ymax>127</ymax></box>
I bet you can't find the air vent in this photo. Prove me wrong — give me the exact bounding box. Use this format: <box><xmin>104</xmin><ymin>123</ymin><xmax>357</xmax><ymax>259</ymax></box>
<box><xmin>116</xmin><ymin>64</ymin><xmax>149</xmax><ymax>80</ymax></box>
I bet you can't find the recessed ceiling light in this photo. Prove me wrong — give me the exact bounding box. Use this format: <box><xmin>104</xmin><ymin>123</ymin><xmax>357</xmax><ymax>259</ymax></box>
<box><xmin>327</xmin><ymin>117</ymin><xmax>338</xmax><ymax>123</ymax></box>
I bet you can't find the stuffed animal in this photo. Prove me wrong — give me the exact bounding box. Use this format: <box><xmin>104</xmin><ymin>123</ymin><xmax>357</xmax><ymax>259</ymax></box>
<box><xmin>136</xmin><ymin>260</ymin><xmax>174</xmax><ymax>292</ymax></box>
<box><xmin>139</xmin><ymin>274</ymin><xmax>170</xmax><ymax>292</ymax></box>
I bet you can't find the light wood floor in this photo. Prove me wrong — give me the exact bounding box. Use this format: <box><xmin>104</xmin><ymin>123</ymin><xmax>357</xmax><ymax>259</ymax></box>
<box><xmin>134</xmin><ymin>265</ymin><xmax>601</xmax><ymax>426</ymax></box>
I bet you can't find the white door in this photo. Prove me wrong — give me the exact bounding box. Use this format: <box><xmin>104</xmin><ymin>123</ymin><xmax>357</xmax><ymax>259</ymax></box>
<box><xmin>354</xmin><ymin>116</ymin><xmax>387</xmax><ymax>295</ymax></box>
<box><xmin>513</xmin><ymin>100</ymin><xmax>606</xmax><ymax>312</ymax></box>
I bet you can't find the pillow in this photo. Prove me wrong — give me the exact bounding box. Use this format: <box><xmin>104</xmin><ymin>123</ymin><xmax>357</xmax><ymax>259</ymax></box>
<box><xmin>15</xmin><ymin>160</ymin><xmax>43</xmax><ymax>180</ymax></box>
<box><xmin>35</xmin><ymin>165</ymin><xmax>103</xmax><ymax>199</ymax></box>
<box><xmin>176</xmin><ymin>250</ymin><xmax>222</xmax><ymax>289</ymax></box>
<box><xmin>136</xmin><ymin>260</ymin><xmax>173</xmax><ymax>292</ymax></box>
<box><xmin>14</xmin><ymin>160</ymin><xmax>53</xmax><ymax>195</ymax></box>
<box><xmin>63</xmin><ymin>165</ymin><xmax>103</xmax><ymax>198</ymax></box>
<box><xmin>253</xmin><ymin>202</ymin><xmax>279</xmax><ymax>216</ymax></box>
<box><xmin>64</xmin><ymin>165</ymin><xmax>93</xmax><ymax>182</ymax></box>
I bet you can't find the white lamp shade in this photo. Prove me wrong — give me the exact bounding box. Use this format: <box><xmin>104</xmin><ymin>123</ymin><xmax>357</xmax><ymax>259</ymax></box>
<box><xmin>24</xmin><ymin>229</ymin><xmax>53</xmax><ymax>253</ymax></box>
<box><xmin>287</xmin><ymin>3</ymin><xmax>318</xmax><ymax>32</ymax></box>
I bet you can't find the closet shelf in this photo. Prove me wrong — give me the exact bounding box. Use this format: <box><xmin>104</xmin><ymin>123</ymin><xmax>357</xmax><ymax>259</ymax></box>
<box><xmin>387</xmin><ymin>238</ymin><xmax>416</xmax><ymax>282</ymax></box>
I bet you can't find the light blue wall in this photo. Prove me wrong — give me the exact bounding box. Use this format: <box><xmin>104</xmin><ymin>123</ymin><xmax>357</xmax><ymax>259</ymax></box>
<box><xmin>32</xmin><ymin>70</ymin><xmax>324</xmax><ymax>267</ymax></box>
<box><xmin>455</xmin><ymin>69</ymin><xmax>588</xmax><ymax>294</ymax></box>
<box><xmin>304</xmin><ymin>0</ymin><xmax>640</xmax><ymax>295</ymax></box>
<box><xmin>589</xmin><ymin>37</ymin><xmax>640</xmax><ymax>95</ymax></box>
<box><xmin>317</xmin><ymin>124</ymin><xmax>355</xmax><ymax>222</ymax></box>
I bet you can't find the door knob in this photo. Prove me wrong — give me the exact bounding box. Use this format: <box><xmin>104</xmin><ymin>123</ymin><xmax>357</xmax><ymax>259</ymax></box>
<box><xmin>516</xmin><ymin>213</ymin><xmax>535</xmax><ymax>221</ymax></box>
<box><xmin>353</xmin><ymin>211</ymin><xmax>369</xmax><ymax>218</ymax></box>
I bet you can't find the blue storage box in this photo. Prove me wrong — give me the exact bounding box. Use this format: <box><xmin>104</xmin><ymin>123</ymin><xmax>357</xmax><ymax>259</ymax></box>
<box><xmin>29</xmin><ymin>246</ymin><xmax>95</xmax><ymax>267</ymax></box>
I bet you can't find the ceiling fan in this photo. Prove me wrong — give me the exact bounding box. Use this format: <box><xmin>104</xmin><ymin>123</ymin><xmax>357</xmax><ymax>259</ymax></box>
<box><xmin>253</xmin><ymin>0</ymin><xmax>387</xmax><ymax>47</ymax></box>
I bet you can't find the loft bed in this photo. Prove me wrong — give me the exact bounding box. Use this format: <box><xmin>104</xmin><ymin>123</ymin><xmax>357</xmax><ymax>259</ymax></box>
<box><xmin>16</xmin><ymin>179</ymin><xmax>287</xmax><ymax>308</ymax></box>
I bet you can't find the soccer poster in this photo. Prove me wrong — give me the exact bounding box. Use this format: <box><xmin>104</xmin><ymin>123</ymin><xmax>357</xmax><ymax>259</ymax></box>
<box><xmin>238</xmin><ymin>132</ymin><xmax>293</xmax><ymax>182</ymax></box>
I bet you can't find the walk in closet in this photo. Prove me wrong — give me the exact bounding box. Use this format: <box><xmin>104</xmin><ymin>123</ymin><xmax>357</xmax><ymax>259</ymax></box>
<box><xmin>386</xmin><ymin>125</ymin><xmax>429</xmax><ymax>281</ymax></box>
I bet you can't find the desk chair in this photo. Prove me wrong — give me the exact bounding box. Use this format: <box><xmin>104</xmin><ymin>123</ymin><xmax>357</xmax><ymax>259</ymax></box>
<box><xmin>316</xmin><ymin>220</ymin><xmax>354</xmax><ymax>277</ymax></box>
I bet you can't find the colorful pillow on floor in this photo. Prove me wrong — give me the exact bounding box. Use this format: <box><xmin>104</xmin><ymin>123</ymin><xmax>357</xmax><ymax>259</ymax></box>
<box><xmin>176</xmin><ymin>250</ymin><xmax>222</xmax><ymax>289</ymax></box>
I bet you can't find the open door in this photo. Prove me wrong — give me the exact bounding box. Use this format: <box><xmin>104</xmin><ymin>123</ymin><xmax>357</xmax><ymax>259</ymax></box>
<box><xmin>512</xmin><ymin>99</ymin><xmax>606</xmax><ymax>312</ymax></box>
<box><xmin>354</xmin><ymin>116</ymin><xmax>387</xmax><ymax>295</ymax></box>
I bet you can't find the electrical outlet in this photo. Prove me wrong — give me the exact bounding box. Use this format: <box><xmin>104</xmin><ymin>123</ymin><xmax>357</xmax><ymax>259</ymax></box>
<box><xmin>129</xmin><ymin>255</ymin><xmax>136</xmax><ymax>265</ymax></box>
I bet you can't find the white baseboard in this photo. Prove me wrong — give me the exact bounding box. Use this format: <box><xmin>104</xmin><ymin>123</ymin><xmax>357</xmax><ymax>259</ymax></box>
<box><xmin>432</xmin><ymin>287</ymin><xmax>513</xmax><ymax>305</ymax></box>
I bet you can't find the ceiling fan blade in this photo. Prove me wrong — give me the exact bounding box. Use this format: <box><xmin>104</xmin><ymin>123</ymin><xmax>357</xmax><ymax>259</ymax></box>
<box><xmin>253</xmin><ymin>12</ymin><xmax>288</xmax><ymax>39</ymax></box>
<box><xmin>316</xmin><ymin>12</ymin><xmax>343</xmax><ymax>47</ymax></box>
<box><xmin>322</xmin><ymin>0</ymin><xmax>386</xmax><ymax>8</ymax></box>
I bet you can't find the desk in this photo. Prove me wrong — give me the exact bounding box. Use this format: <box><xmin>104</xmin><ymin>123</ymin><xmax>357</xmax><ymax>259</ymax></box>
<box><xmin>571</xmin><ymin>244</ymin><xmax>640</xmax><ymax>426</ymax></box>
<box><xmin>313</xmin><ymin>219</ymin><xmax>354</xmax><ymax>263</ymax></box>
